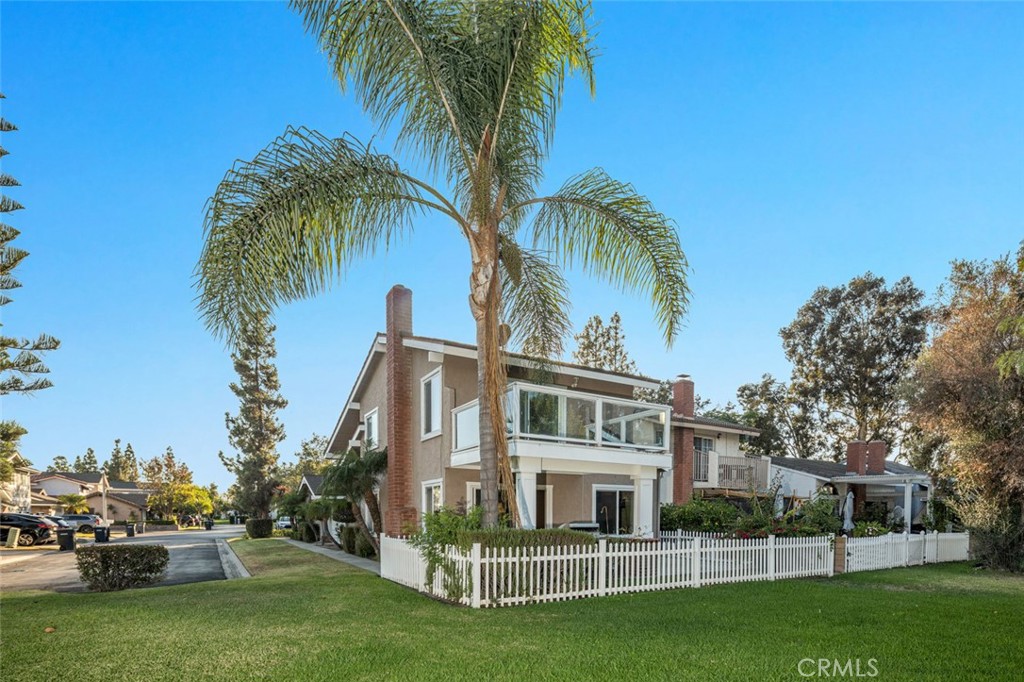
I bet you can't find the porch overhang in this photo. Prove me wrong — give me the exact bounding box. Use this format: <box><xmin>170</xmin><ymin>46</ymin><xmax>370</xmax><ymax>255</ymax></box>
<box><xmin>831</xmin><ymin>473</ymin><xmax>930</xmax><ymax>486</ymax></box>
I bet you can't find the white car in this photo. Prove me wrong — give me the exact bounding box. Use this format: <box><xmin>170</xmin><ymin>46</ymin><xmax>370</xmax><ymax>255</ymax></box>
<box><xmin>275</xmin><ymin>516</ymin><xmax>292</xmax><ymax>530</ymax></box>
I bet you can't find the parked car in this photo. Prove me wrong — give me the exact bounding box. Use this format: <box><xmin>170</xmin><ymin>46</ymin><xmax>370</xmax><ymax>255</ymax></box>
<box><xmin>60</xmin><ymin>514</ymin><xmax>106</xmax><ymax>534</ymax></box>
<box><xmin>276</xmin><ymin>516</ymin><xmax>292</xmax><ymax>530</ymax></box>
<box><xmin>44</xmin><ymin>516</ymin><xmax>72</xmax><ymax>528</ymax></box>
<box><xmin>0</xmin><ymin>513</ymin><xmax>56</xmax><ymax>546</ymax></box>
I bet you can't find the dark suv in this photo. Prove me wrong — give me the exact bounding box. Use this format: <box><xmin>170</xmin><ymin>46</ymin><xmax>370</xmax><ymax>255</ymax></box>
<box><xmin>0</xmin><ymin>513</ymin><xmax>56</xmax><ymax>546</ymax></box>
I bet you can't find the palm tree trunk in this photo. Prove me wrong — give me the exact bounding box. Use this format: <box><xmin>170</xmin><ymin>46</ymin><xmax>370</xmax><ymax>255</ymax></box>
<box><xmin>351</xmin><ymin>502</ymin><xmax>379</xmax><ymax>554</ymax></box>
<box><xmin>469</xmin><ymin>224</ymin><xmax>520</xmax><ymax>528</ymax></box>
<box><xmin>363</xmin><ymin>489</ymin><xmax>382</xmax><ymax>533</ymax></box>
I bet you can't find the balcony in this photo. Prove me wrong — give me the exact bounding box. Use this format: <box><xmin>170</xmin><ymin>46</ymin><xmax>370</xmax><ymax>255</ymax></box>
<box><xmin>693</xmin><ymin>450</ymin><xmax>770</xmax><ymax>491</ymax></box>
<box><xmin>452</xmin><ymin>382</ymin><xmax>671</xmax><ymax>469</ymax></box>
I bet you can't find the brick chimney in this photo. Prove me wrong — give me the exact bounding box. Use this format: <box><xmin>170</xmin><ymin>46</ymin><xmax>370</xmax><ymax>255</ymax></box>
<box><xmin>846</xmin><ymin>441</ymin><xmax>868</xmax><ymax>475</ymax></box>
<box><xmin>672</xmin><ymin>374</ymin><xmax>696</xmax><ymax>504</ymax></box>
<box><xmin>385</xmin><ymin>285</ymin><xmax>417</xmax><ymax>536</ymax></box>
<box><xmin>866</xmin><ymin>440</ymin><xmax>887</xmax><ymax>475</ymax></box>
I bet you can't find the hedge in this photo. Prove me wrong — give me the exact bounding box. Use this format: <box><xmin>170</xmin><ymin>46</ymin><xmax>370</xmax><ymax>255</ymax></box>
<box><xmin>75</xmin><ymin>545</ymin><xmax>169</xmax><ymax>591</ymax></box>
<box><xmin>245</xmin><ymin>518</ymin><xmax>274</xmax><ymax>539</ymax></box>
<box><xmin>301</xmin><ymin>523</ymin><xmax>317</xmax><ymax>543</ymax></box>
<box><xmin>455</xmin><ymin>527</ymin><xmax>597</xmax><ymax>549</ymax></box>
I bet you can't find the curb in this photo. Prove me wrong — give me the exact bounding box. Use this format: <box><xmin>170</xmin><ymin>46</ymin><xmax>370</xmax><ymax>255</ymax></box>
<box><xmin>217</xmin><ymin>539</ymin><xmax>251</xmax><ymax>580</ymax></box>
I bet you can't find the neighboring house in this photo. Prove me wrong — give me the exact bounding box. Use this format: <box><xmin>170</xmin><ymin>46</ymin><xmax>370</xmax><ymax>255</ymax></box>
<box><xmin>30</xmin><ymin>487</ymin><xmax>60</xmax><ymax>515</ymax></box>
<box><xmin>324</xmin><ymin>286</ymin><xmax>762</xmax><ymax>538</ymax></box>
<box><xmin>298</xmin><ymin>474</ymin><xmax>324</xmax><ymax>501</ymax></box>
<box><xmin>1</xmin><ymin>455</ymin><xmax>36</xmax><ymax>513</ymax></box>
<box><xmin>30</xmin><ymin>472</ymin><xmax>153</xmax><ymax>521</ymax></box>
<box><xmin>771</xmin><ymin>441</ymin><xmax>932</xmax><ymax>529</ymax></box>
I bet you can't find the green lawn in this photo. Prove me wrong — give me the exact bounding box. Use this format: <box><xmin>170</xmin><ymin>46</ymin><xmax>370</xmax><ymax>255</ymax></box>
<box><xmin>2</xmin><ymin>541</ymin><xmax>1022</xmax><ymax>681</ymax></box>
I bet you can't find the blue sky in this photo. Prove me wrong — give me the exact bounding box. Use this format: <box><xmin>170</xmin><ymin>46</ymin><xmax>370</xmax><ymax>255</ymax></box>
<box><xmin>3</xmin><ymin>2</ymin><xmax>1021</xmax><ymax>489</ymax></box>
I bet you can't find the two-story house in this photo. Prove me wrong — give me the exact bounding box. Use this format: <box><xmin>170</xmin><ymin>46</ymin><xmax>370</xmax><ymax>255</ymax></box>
<box><xmin>325</xmin><ymin>286</ymin><xmax>763</xmax><ymax>538</ymax></box>
<box><xmin>1</xmin><ymin>454</ymin><xmax>36</xmax><ymax>513</ymax></box>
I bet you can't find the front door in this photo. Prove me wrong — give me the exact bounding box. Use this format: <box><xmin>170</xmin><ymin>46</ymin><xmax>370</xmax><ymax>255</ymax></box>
<box><xmin>536</xmin><ymin>488</ymin><xmax>547</xmax><ymax>529</ymax></box>
<box><xmin>595</xmin><ymin>489</ymin><xmax>634</xmax><ymax>534</ymax></box>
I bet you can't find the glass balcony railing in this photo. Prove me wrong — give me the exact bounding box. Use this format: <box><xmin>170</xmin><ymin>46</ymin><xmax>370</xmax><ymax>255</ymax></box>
<box><xmin>452</xmin><ymin>382</ymin><xmax>670</xmax><ymax>454</ymax></box>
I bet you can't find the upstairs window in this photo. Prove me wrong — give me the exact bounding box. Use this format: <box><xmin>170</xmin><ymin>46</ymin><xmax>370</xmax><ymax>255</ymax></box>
<box><xmin>421</xmin><ymin>369</ymin><xmax>442</xmax><ymax>438</ymax></box>
<box><xmin>364</xmin><ymin>409</ymin><xmax>379</xmax><ymax>449</ymax></box>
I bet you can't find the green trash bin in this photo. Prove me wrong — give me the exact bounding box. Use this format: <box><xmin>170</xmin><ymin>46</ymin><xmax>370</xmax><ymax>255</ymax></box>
<box><xmin>125</xmin><ymin>523</ymin><xmax>136</xmax><ymax>537</ymax></box>
<box><xmin>94</xmin><ymin>527</ymin><xmax>110</xmax><ymax>543</ymax></box>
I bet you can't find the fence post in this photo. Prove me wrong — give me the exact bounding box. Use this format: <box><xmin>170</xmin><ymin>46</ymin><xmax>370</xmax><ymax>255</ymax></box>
<box><xmin>767</xmin><ymin>534</ymin><xmax>777</xmax><ymax>581</ymax></box>
<box><xmin>470</xmin><ymin>543</ymin><xmax>482</xmax><ymax>609</ymax></box>
<box><xmin>828</xmin><ymin>535</ymin><xmax>836</xmax><ymax>577</ymax></box>
<box><xmin>692</xmin><ymin>537</ymin><xmax>702</xmax><ymax>588</ymax></box>
<box><xmin>597</xmin><ymin>538</ymin><xmax>607</xmax><ymax>597</ymax></box>
<box><xmin>904</xmin><ymin>533</ymin><xmax>910</xmax><ymax>567</ymax></box>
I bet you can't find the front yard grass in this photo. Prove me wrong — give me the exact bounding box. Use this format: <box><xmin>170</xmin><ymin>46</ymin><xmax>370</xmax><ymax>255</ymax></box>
<box><xmin>2</xmin><ymin>540</ymin><xmax>1022</xmax><ymax>681</ymax></box>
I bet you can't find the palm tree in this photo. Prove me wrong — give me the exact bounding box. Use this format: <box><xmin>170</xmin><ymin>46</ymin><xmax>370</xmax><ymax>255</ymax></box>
<box><xmin>195</xmin><ymin>1</ymin><xmax>690</xmax><ymax>528</ymax></box>
<box><xmin>322</xmin><ymin>449</ymin><xmax>387</xmax><ymax>552</ymax></box>
<box><xmin>57</xmin><ymin>493</ymin><xmax>88</xmax><ymax>514</ymax></box>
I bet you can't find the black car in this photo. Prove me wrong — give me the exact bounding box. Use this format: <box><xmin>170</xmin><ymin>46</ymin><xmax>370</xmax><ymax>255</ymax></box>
<box><xmin>0</xmin><ymin>513</ymin><xmax>55</xmax><ymax>546</ymax></box>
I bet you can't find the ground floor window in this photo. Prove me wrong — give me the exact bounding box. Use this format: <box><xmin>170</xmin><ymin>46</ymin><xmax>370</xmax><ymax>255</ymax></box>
<box><xmin>422</xmin><ymin>480</ymin><xmax>442</xmax><ymax>515</ymax></box>
<box><xmin>594</xmin><ymin>487</ymin><xmax>634</xmax><ymax>535</ymax></box>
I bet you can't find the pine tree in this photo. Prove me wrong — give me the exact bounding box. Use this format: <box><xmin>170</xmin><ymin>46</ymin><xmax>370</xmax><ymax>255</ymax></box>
<box><xmin>572</xmin><ymin>313</ymin><xmax>638</xmax><ymax>374</ymax></box>
<box><xmin>0</xmin><ymin>94</ymin><xmax>60</xmax><ymax>398</ymax></box>
<box><xmin>73</xmin><ymin>447</ymin><xmax>99</xmax><ymax>472</ymax></box>
<box><xmin>123</xmin><ymin>442</ymin><xmax>139</xmax><ymax>481</ymax></box>
<box><xmin>220</xmin><ymin>312</ymin><xmax>287</xmax><ymax>518</ymax></box>
<box><xmin>142</xmin><ymin>446</ymin><xmax>194</xmax><ymax>519</ymax></box>
<box><xmin>103</xmin><ymin>438</ymin><xmax>139</xmax><ymax>482</ymax></box>
<box><xmin>47</xmin><ymin>455</ymin><xmax>70</xmax><ymax>472</ymax></box>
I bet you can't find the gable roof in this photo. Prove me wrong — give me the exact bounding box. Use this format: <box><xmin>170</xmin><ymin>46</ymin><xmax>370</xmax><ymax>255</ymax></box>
<box><xmin>300</xmin><ymin>474</ymin><xmax>324</xmax><ymax>497</ymax></box>
<box><xmin>109</xmin><ymin>480</ymin><xmax>142</xmax><ymax>490</ymax></box>
<box><xmin>86</xmin><ymin>490</ymin><xmax>149</xmax><ymax>509</ymax></box>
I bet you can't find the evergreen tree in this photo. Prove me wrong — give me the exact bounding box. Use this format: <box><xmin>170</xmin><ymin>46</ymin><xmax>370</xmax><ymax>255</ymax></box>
<box><xmin>103</xmin><ymin>438</ymin><xmax>139</xmax><ymax>482</ymax></box>
<box><xmin>0</xmin><ymin>421</ymin><xmax>28</xmax><ymax>483</ymax></box>
<box><xmin>123</xmin><ymin>442</ymin><xmax>139</xmax><ymax>481</ymax></box>
<box><xmin>278</xmin><ymin>433</ymin><xmax>330</xmax><ymax>492</ymax></box>
<box><xmin>0</xmin><ymin>94</ymin><xmax>60</xmax><ymax>398</ymax></box>
<box><xmin>142</xmin><ymin>446</ymin><xmax>195</xmax><ymax>519</ymax></box>
<box><xmin>47</xmin><ymin>455</ymin><xmax>70</xmax><ymax>472</ymax></box>
<box><xmin>572</xmin><ymin>312</ymin><xmax>673</xmax><ymax>404</ymax></box>
<box><xmin>73</xmin><ymin>447</ymin><xmax>99</xmax><ymax>472</ymax></box>
<box><xmin>219</xmin><ymin>313</ymin><xmax>287</xmax><ymax>518</ymax></box>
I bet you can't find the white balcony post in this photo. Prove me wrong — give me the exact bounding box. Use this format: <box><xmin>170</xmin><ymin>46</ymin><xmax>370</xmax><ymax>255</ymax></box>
<box><xmin>708</xmin><ymin>451</ymin><xmax>720</xmax><ymax>488</ymax></box>
<box><xmin>516</xmin><ymin>470</ymin><xmax>538</xmax><ymax>530</ymax></box>
<box><xmin>633</xmin><ymin>475</ymin><xmax>656</xmax><ymax>538</ymax></box>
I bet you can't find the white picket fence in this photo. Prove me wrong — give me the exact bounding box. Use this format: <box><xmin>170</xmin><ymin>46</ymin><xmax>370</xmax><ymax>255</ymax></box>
<box><xmin>844</xmin><ymin>531</ymin><xmax>970</xmax><ymax>573</ymax></box>
<box><xmin>381</xmin><ymin>533</ymin><xmax>834</xmax><ymax>608</ymax></box>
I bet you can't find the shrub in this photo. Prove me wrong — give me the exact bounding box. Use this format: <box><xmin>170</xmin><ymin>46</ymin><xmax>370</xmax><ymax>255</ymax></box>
<box><xmin>75</xmin><ymin>545</ymin><xmax>169</xmax><ymax>591</ymax></box>
<box><xmin>341</xmin><ymin>525</ymin><xmax>357</xmax><ymax>554</ymax></box>
<box><xmin>301</xmin><ymin>523</ymin><xmax>318</xmax><ymax>543</ymax></box>
<box><xmin>245</xmin><ymin>518</ymin><xmax>273</xmax><ymax>539</ymax></box>
<box><xmin>660</xmin><ymin>498</ymin><xmax>742</xmax><ymax>532</ymax></box>
<box><xmin>456</xmin><ymin>527</ymin><xmax>596</xmax><ymax>549</ymax></box>
<box><xmin>852</xmin><ymin>521</ymin><xmax>889</xmax><ymax>538</ymax></box>
<box><xmin>354</xmin><ymin>530</ymin><xmax>375</xmax><ymax>558</ymax></box>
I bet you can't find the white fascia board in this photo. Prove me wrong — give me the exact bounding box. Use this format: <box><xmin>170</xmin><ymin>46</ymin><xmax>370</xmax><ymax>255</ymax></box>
<box><xmin>325</xmin><ymin>334</ymin><xmax>386</xmax><ymax>455</ymax></box>
<box><xmin>402</xmin><ymin>337</ymin><xmax>662</xmax><ymax>390</ymax></box>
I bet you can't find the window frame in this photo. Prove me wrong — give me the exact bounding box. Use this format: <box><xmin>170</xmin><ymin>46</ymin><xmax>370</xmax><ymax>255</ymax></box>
<box><xmin>420</xmin><ymin>368</ymin><xmax>443</xmax><ymax>441</ymax></box>
<box><xmin>363</xmin><ymin>408</ymin><xmax>379</xmax><ymax>450</ymax></box>
<box><xmin>422</xmin><ymin>478</ymin><xmax>443</xmax><ymax>515</ymax></box>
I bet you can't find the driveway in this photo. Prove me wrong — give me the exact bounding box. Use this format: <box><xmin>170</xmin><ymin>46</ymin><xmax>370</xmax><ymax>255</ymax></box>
<box><xmin>0</xmin><ymin>526</ymin><xmax>246</xmax><ymax>593</ymax></box>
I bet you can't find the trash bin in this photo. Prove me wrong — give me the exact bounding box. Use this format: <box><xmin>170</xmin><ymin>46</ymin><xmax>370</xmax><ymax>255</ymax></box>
<box><xmin>94</xmin><ymin>527</ymin><xmax>110</xmax><ymax>543</ymax></box>
<box><xmin>204</xmin><ymin>519</ymin><xmax>214</xmax><ymax>531</ymax></box>
<box><xmin>57</xmin><ymin>528</ymin><xmax>76</xmax><ymax>551</ymax></box>
<box><xmin>125</xmin><ymin>523</ymin><xmax>136</xmax><ymax>537</ymax></box>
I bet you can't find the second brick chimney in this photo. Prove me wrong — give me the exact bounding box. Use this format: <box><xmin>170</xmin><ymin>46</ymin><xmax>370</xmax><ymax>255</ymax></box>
<box><xmin>385</xmin><ymin>285</ymin><xmax>417</xmax><ymax>536</ymax></box>
<box><xmin>672</xmin><ymin>374</ymin><xmax>696</xmax><ymax>504</ymax></box>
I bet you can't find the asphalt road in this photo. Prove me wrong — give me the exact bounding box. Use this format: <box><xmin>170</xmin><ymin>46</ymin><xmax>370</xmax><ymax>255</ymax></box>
<box><xmin>0</xmin><ymin>526</ymin><xmax>246</xmax><ymax>593</ymax></box>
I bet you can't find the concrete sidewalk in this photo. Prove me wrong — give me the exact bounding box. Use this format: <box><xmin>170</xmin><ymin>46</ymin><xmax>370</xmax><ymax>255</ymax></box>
<box><xmin>281</xmin><ymin>539</ymin><xmax>381</xmax><ymax>575</ymax></box>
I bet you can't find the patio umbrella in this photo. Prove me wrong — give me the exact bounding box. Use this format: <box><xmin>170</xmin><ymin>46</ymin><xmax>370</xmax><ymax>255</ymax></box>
<box><xmin>842</xmin><ymin>490</ymin><xmax>855</xmax><ymax>533</ymax></box>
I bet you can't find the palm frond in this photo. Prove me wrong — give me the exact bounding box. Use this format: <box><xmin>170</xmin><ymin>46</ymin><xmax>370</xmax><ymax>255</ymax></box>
<box><xmin>512</xmin><ymin>168</ymin><xmax>690</xmax><ymax>345</ymax></box>
<box><xmin>195</xmin><ymin>126</ymin><xmax>454</xmax><ymax>342</ymax></box>
<box><xmin>499</xmin><ymin>235</ymin><xmax>571</xmax><ymax>358</ymax></box>
<box><xmin>290</xmin><ymin>1</ymin><xmax>596</xmax><ymax>214</ymax></box>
